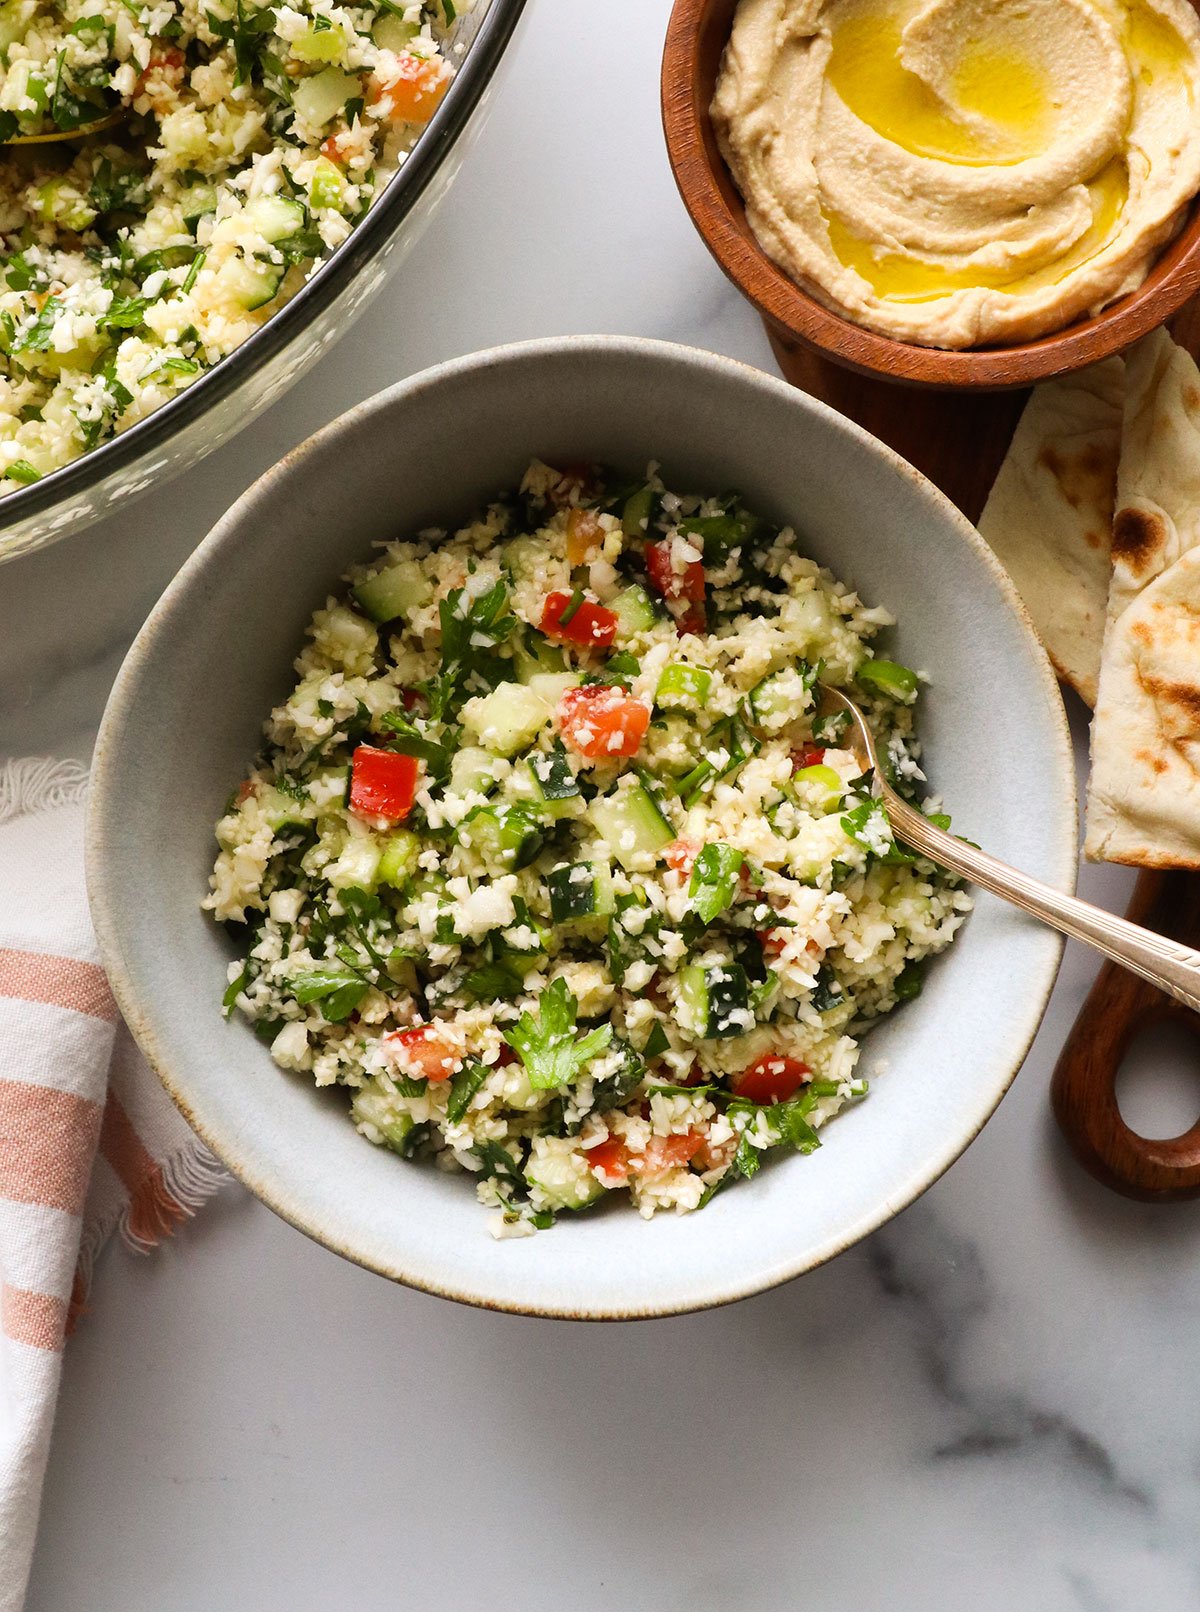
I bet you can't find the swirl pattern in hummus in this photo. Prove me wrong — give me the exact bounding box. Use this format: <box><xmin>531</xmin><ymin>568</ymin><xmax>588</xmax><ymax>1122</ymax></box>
<box><xmin>713</xmin><ymin>0</ymin><xmax>1200</xmax><ymax>349</ymax></box>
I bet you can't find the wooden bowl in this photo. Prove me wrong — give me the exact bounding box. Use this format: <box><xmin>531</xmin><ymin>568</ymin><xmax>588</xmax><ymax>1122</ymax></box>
<box><xmin>662</xmin><ymin>0</ymin><xmax>1200</xmax><ymax>391</ymax></box>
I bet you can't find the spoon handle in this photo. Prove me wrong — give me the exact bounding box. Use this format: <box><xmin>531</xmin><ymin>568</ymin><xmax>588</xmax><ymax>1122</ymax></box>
<box><xmin>885</xmin><ymin>792</ymin><xmax>1200</xmax><ymax>1014</ymax></box>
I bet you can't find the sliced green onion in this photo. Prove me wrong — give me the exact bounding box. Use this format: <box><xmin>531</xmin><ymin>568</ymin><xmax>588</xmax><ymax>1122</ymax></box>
<box><xmin>655</xmin><ymin>662</ymin><xmax>712</xmax><ymax>710</ymax></box>
<box><xmin>856</xmin><ymin>659</ymin><xmax>919</xmax><ymax>702</ymax></box>
<box><xmin>556</xmin><ymin>587</ymin><xmax>586</xmax><ymax>626</ymax></box>
<box><xmin>792</xmin><ymin>764</ymin><xmax>844</xmax><ymax>814</ymax></box>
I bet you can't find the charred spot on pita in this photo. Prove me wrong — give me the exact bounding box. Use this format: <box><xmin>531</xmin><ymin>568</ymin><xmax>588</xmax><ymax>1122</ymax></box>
<box><xmin>1112</xmin><ymin>507</ymin><xmax>1167</xmax><ymax>573</ymax></box>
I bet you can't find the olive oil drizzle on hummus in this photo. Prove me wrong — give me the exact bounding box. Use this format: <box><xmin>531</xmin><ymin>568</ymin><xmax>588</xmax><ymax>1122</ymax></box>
<box><xmin>825</xmin><ymin>6</ymin><xmax>1057</xmax><ymax>167</ymax></box>
<box><xmin>823</xmin><ymin>159</ymin><xmax>1129</xmax><ymax>303</ymax></box>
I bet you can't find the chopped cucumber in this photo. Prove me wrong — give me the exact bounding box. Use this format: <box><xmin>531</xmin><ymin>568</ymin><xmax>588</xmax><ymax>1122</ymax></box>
<box><xmin>258</xmin><ymin>783</ymin><xmax>312</xmax><ymax>832</ymax></box>
<box><xmin>621</xmin><ymin>485</ymin><xmax>655</xmax><ymax>540</ymax></box>
<box><xmin>748</xmin><ymin>664</ymin><xmax>815</xmax><ymax>731</ymax></box>
<box><xmin>449</xmin><ymin>745</ymin><xmax>500</xmax><ymax>799</ymax></box>
<box><xmin>678</xmin><ymin>962</ymin><xmax>751</xmax><ymax>1040</ymax></box>
<box><xmin>651</xmin><ymin>713</ymin><xmax>700</xmax><ymax>778</ymax></box>
<box><xmin>291</xmin><ymin>21</ymin><xmax>347</xmax><ymax>63</ymax></box>
<box><xmin>241</xmin><ymin>194</ymin><xmax>305</xmax><ymax>245</ymax></box>
<box><xmin>353</xmin><ymin>558</ymin><xmax>432</xmax><ymax>624</ymax></box>
<box><xmin>179</xmin><ymin>182</ymin><xmax>218</xmax><ymax>228</ymax></box>
<box><xmin>0</xmin><ymin>0</ymin><xmax>35</xmax><ymax>52</ymax></box>
<box><xmin>459</xmin><ymin>805</ymin><xmax>544</xmax><ymax>870</ymax></box>
<box><xmin>527</xmin><ymin>671</ymin><xmax>579</xmax><ymax>708</ymax></box>
<box><xmin>529</xmin><ymin>747</ymin><xmax>580</xmax><ymax>802</ymax></box>
<box><xmin>374</xmin><ymin>12</ymin><xmax>419</xmax><ymax>51</ymax></box>
<box><xmin>589</xmin><ymin>782</ymin><xmax>674</xmax><ymax>870</ymax></box>
<box><xmin>655</xmin><ymin>662</ymin><xmax>712</xmax><ymax>711</ymax></box>
<box><xmin>351</xmin><ymin>1075</ymin><xmax>417</xmax><ymax>1154</ymax></box>
<box><xmin>378</xmin><ymin>830</ymin><xmax>420</xmax><ymax>889</ymax></box>
<box><xmin>610</xmin><ymin>584</ymin><xmax>660</xmax><ymax>639</ymax></box>
<box><xmin>525</xmin><ymin>1136</ymin><xmax>605</xmax><ymax>1211</ymax></box>
<box><xmin>291</xmin><ymin>66</ymin><xmax>358</xmax><ymax>128</ymax></box>
<box><xmin>326</xmin><ymin>829</ymin><xmax>382</xmax><ymax>891</ymax></box>
<box><xmin>462</xmin><ymin>682</ymin><xmax>551</xmax><ymax>756</ymax></box>
<box><xmin>548</xmin><ymin>861</ymin><xmax>615</xmax><ymax>923</ymax></box>
<box><xmin>214</xmin><ymin>252</ymin><xmax>282</xmax><ymax>311</ymax></box>
<box><xmin>511</xmin><ymin>628</ymin><xmax>566</xmax><ymax>683</ymax></box>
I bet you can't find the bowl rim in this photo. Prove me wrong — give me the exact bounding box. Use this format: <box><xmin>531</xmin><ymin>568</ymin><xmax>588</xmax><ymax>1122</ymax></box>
<box><xmin>661</xmin><ymin>0</ymin><xmax>1200</xmax><ymax>392</ymax></box>
<box><xmin>87</xmin><ymin>334</ymin><xmax>1078</xmax><ymax>1320</ymax></box>
<box><xmin>0</xmin><ymin>0</ymin><xmax>528</xmax><ymax>534</ymax></box>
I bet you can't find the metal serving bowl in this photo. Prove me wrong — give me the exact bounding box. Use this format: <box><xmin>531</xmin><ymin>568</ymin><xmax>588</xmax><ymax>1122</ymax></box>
<box><xmin>0</xmin><ymin>0</ymin><xmax>527</xmax><ymax>563</ymax></box>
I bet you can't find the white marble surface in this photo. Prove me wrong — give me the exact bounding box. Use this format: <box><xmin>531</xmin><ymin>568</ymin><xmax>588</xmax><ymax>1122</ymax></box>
<box><xmin>7</xmin><ymin>1</ymin><xmax>1200</xmax><ymax>1606</ymax></box>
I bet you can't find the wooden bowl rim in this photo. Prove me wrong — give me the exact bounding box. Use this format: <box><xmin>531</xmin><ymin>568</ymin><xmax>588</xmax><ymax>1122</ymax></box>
<box><xmin>661</xmin><ymin>0</ymin><xmax>1200</xmax><ymax>391</ymax></box>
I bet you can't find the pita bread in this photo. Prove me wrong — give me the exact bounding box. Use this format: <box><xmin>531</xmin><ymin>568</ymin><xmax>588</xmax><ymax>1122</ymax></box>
<box><xmin>1084</xmin><ymin>546</ymin><xmax>1200</xmax><ymax>869</ymax></box>
<box><xmin>1109</xmin><ymin>326</ymin><xmax>1200</xmax><ymax>627</ymax></box>
<box><xmin>977</xmin><ymin>358</ymin><xmax>1123</xmax><ymax>707</ymax></box>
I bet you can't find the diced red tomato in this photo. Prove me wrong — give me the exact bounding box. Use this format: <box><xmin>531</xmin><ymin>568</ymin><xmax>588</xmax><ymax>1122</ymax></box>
<box><xmin>134</xmin><ymin>45</ymin><xmax>186</xmax><ymax>109</ymax></box>
<box><xmin>675</xmin><ymin>604</ymin><xmax>707</xmax><ymax>638</ymax></box>
<box><xmin>589</xmin><ymin>1129</ymin><xmax>706</xmax><ymax>1182</ymax></box>
<box><xmin>758</xmin><ymin>928</ymin><xmax>787</xmax><ymax>958</ymax></box>
<box><xmin>369</xmin><ymin>51</ymin><xmax>451</xmax><ymax>124</ymax></box>
<box><xmin>566</xmin><ymin>508</ymin><xmax>605</xmax><ymax>565</ymax></box>
<box><xmin>731</xmin><ymin>1054</ymin><xmax>811</xmax><ymax>1105</ymax></box>
<box><xmin>793</xmin><ymin>747</ymin><xmax>826</xmax><ymax>771</ymax></box>
<box><xmin>664</xmin><ymin>838</ymin><xmax>700</xmax><ymax>878</ymax></box>
<box><xmin>541</xmin><ymin>591</ymin><xmax>618</xmax><ymax>650</ymax></box>
<box><xmin>640</xmin><ymin>1130</ymin><xmax>707</xmax><ymax>1173</ymax></box>
<box><xmin>646</xmin><ymin>538</ymin><xmax>705</xmax><ymax>604</ymax></box>
<box><xmin>558</xmin><ymin>684</ymin><xmax>650</xmax><ymax>759</ymax></box>
<box><xmin>547</xmin><ymin>462</ymin><xmax>597</xmax><ymax>505</ymax></box>
<box><xmin>384</xmin><ymin>1024</ymin><xmax>463</xmax><ymax>1083</ymax></box>
<box><xmin>588</xmin><ymin>1138</ymin><xmax>631</xmax><ymax>1184</ymax></box>
<box><xmin>236</xmin><ymin>778</ymin><xmax>255</xmax><ymax>806</ymax></box>
<box><xmin>349</xmin><ymin>745</ymin><xmax>419</xmax><ymax>824</ymax></box>
<box><xmin>399</xmin><ymin>688</ymin><xmax>426</xmax><ymax>713</ymax></box>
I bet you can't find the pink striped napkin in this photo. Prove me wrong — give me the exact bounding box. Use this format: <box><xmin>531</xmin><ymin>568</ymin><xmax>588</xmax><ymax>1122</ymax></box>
<box><xmin>0</xmin><ymin>757</ymin><xmax>227</xmax><ymax>1612</ymax></box>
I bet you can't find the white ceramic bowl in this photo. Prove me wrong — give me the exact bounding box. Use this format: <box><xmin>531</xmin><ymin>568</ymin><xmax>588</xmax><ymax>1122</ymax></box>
<box><xmin>88</xmin><ymin>337</ymin><xmax>1077</xmax><ymax>1319</ymax></box>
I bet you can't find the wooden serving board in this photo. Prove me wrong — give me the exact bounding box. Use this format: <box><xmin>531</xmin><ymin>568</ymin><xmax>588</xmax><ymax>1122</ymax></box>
<box><xmin>763</xmin><ymin>312</ymin><xmax>1200</xmax><ymax>1200</ymax></box>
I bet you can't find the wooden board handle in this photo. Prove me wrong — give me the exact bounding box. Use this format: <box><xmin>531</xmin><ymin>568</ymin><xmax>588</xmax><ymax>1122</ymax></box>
<box><xmin>1051</xmin><ymin>871</ymin><xmax>1200</xmax><ymax>1201</ymax></box>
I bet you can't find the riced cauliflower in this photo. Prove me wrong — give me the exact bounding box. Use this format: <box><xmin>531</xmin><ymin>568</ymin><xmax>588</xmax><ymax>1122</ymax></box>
<box><xmin>206</xmin><ymin>460</ymin><xmax>971</xmax><ymax>1236</ymax></box>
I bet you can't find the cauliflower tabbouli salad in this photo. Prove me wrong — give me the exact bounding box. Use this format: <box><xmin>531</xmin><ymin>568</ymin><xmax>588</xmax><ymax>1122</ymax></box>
<box><xmin>0</xmin><ymin>0</ymin><xmax>459</xmax><ymax>491</ymax></box>
<box><xmin>207</xmin><ymin>461</ymin><xmax>972</xmax><ymax>1237</ymax></box>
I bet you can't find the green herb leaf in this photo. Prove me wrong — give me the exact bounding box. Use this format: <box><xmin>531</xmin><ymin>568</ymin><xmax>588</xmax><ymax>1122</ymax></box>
<box><xmin>289</xmin><ymin>964</ymin><xmax>367</xmax><ymax>1022</ymax></box>
<box><xmin>503</xmin><ymin>975</ymin><xmax>613</xmax><ymax>1091</ymax></box>
<box><xmin>446</xmin><ymin>1060</ymin><xmax>490</xmax><ymax>1123</ymax></box>
<box><xmin>688</xmin><ymin>842</ymin><xmax>745</xmax><ymax>923</ymax></box>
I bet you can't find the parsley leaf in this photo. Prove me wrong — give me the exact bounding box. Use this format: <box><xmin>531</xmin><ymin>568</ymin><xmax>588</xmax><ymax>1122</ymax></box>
<box><xmin>288</xmin><ymin>964</ymin><xmax>367</xmax><ymax>1022</ymax></box>
<box><xmin>688</xmin><ymin>842</ymin><xmax>745</xmax><ymax>923</ymax></box>
<box><xmin>503</xmin><ymin>976</ymin><xmax>612</xmax><ymax>1091</ymax></box>
<box><xmin>446</xmin><ymin>1060</ymin><xmax>490</xmax><ymax>1124</ymax></box>
<box><xmin>425</xmin><ymin>580</ymin><xmax>516</xmax><ymax>720</ymax></box>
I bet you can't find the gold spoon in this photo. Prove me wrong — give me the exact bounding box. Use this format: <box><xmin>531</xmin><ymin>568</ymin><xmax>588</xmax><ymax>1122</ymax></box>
<box><xmin>4</xmin><ymin>108</ymin><xmax>127</xmax><ymax>146</ymax></box>
<box><xmin>822</xmin><ymin>683</ymin><xmax>1200</xmax><ymax>1012</ymax></box>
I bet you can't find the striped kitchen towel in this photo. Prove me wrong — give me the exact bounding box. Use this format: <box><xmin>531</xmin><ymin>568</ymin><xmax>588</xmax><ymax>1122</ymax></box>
<box><xmin>0</xmin><ymin>757</ymin><xmax>228</xmax><ymax>1612</ymax></box>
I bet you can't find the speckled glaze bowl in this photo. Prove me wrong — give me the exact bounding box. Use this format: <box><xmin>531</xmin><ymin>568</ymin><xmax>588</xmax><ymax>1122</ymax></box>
<box><xmin>87</xmin><ymin>336</ymin><xmax>1077</xmax><ymax>1319</ymax></box>
<box><xmin>0</xmin><ymin>0</ymin><xmax>527</xmax><ymax>565</ymax></box>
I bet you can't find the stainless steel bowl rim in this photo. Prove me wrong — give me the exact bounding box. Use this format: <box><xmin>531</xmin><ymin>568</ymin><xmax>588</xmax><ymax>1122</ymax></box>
<box><xmin>0</xmin><ymin>0</ymin><xmax>527</xmax><ymax>533</ymax></box>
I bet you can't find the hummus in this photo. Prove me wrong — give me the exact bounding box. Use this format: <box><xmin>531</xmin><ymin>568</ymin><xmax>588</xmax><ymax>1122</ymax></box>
<box><xmin>713</xmin><ymin>0</ymin><xmax>1200</xmax><ymax>349</ymax></box>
